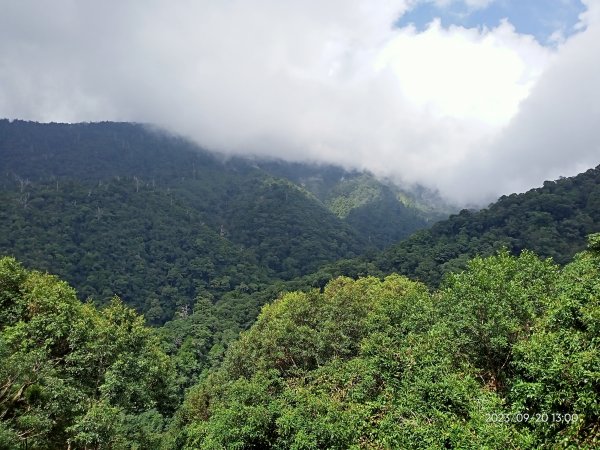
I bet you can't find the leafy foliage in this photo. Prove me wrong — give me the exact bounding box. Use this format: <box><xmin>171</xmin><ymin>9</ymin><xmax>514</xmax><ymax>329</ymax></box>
<box><xmin>173</xmin><ymin>242</ymin><xmax>600</xmax><ymax>449</ymax></box>
<box><xmin>510</xmin><ymin>235</ymin><xmax>600</xmax><ymax>447</ymax></box>
<box><xmin>0</xmin><ymin>257</ymin><xmax>177</xmax><ymax>449</ymax></box>
<box><xmin>438</xmin><ymin>250</ymin><xmax>559</xmax><ymax>389</ymax></box>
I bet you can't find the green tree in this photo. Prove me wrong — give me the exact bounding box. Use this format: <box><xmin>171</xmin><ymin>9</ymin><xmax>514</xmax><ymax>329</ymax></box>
<box><xmin>511</xmin><ymin>234</ymin><xmax>600</xmax><ymax>447</ymax></box>
<box><xmin>0</xmin><ymin>257</ymin><xmax>177</xmax><ymax>449</ymax></box>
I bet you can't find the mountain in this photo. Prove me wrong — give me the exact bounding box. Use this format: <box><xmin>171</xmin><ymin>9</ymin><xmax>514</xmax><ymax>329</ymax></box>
<box><xmin>373</xmin><ymin>166</ymin><xmax>600</xmax><ymax>286</ymax></box>
<box><xmin>0</xmin><ymin>120</ymin><xmax>451</xmax><ymax>248</ymax></box>
<box><xmin>0</xmin><ymin>120</ymin><xmax>444</xmax><ymax>322</ymax></box>
<box><xmin>1</xmin><ymin>120</ymin><xmax>599</xmax><ymax>448</ymax></box>
<box><xmin>3</xmin><ymin>119</ymin><xmax>598</xmax><ymax>330</ymax></box>
<box><xmin>249</xmin><ymin>159</ymin><xmax>454</xmax><ymax>247</ymax></box>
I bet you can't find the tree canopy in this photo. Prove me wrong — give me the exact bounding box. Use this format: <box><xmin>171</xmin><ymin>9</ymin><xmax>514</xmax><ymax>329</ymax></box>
<box><xmin>170</xmin><ymin>238</ymin><xmax>600</xmax><ymax>449</ymax></box>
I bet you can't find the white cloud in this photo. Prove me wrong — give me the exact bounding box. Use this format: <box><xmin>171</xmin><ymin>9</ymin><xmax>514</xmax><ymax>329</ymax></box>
<box><xmin>464</xmin><ymin>0</ymin><xmax>495</xmax><ymax>8</ymax></box>
<box><xmin>450</xmin><ymin>0</ymin><xmax>600</xmax><ymax>202</ymax></box>
<box><xmin>430</xmin><ymin>0</ymin><xmax>495</xmax><ymax>9</ymax></box>
<box><xmin>0</xmin><ymin>0</ymin><xmax>598</xmax><ymax>205</ymax></box>
<box><xmin>376</xmin><ymin>19</ymin><xmax>552</xmax><ymax>126</ymax></box>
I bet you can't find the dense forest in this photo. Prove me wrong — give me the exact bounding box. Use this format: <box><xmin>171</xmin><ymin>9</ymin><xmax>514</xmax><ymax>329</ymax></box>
<box><xmin>170</xmin><ymin>240</ymin><xmax>600</xmax><ymax>449</ymax></box>
<box><xmin>0</xmin><ymin>120</ymin><xmax>442</xmax><ymax>323</ymax></box>
<box><xmin>1</xmin><ymin>120</ymin><xmax>599</xmax><ymax>448</ymax></box>
<box><xmin>373</xmin><ymin>165</ymin><xmax>600</xmax><ymax>286</ymax></box>
<box><xmin>1</xmin><ymin>238</ymin><xmax>598</xmax><ymax>448</ymax></box>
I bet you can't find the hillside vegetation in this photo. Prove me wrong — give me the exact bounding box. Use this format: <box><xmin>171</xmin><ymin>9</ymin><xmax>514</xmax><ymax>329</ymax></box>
<box><xmin>0</xmin><ymin>258</ymin><xmax>177</xmax><ymax>448</ymax></box>
<box><xmin>0</xmin><ymin>120</ymin><xmax>440</xmax><ymax>322</ymax></box>
<box><xmin>374</xmin><ymin>165</ymin><xmax>600</xmax><ymax>286</ymax></box>
<box><xmin>2</xmin><ymin>119</ymin><xmax>600</xmax><ymax>448</ymax></box>
<box><xmin>168</xmin><ymin>239</ymin><xmax>600</xmax><ymax>449</ymax></box>
<box><xmin>2</xmin><ymin>238</ymin><xmax>598</xmax><ymax>448</ymax></box>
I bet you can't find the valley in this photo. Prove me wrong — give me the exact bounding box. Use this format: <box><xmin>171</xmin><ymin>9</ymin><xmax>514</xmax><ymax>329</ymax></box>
<box><xmin>0</xmin><ymin>120</ymin><xmax>598</xmax><ymax>449</ymax></box>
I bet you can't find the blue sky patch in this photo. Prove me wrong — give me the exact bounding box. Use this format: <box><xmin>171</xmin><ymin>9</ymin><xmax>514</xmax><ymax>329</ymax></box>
<box><xmin>396</xmin><ymin>0</ymin><xmax>586</xmax><ymax>45</ymax></box>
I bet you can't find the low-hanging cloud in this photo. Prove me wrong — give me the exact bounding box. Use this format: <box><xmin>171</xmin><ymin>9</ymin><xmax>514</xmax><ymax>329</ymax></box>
<box><xmin>0</xmin><ymin>0</ymin><xmax>598</xmax><ymax>205</ymax></box>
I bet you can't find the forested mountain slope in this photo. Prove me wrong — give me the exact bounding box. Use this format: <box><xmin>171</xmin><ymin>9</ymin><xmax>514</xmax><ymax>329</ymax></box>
<box><xmin>0</xmin><ymin>173</ymin><xmax>365</xmax><ymax>323</ymax></box>
<box><xmin>0</xmin><ymin>178</ymin><xmax>270</xmax><ymax>323</ymax></box>
<box><xmin>0</xmin><ymin>120</ymin><xmax>445</xmax><ymax>247</ymax></box>
<box><xmin>373</xmin><ymin>165</ymin><xmax>600</xmax><ymax>286</ymax></box>
<box><xmin>253</xmin><ymin>159</ymin><xmax>454</xmax><ymax>247</ymax></box>
<box><xmin>154</xmin><ymin>164</ymin><xmax>600</xmax><ymax>424</ymax></box>
<box><xmin>0</xmin><ymin>120</ymin><xmax>443</xmax><ymax>321</ymax></box>
<box><xmin>1</xmin><ymin>120</ymin><xmax>599</xmax><ymax>448</ymax></box>
<box><xmin>3</xmin><ymin>119</ymin><xmax>599</xmax><ymax>325</ymax></box>
<box><xmin>0</xmin><ymin>120</ymin><xmax>218</xmax><ymax>182</ymax></box>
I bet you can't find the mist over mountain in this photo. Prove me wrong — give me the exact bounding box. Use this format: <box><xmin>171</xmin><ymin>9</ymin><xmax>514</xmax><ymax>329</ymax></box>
<box><xmin>2</xmin><ymin>1</ymin><xmax>599</xmax><ymax>204</ymax></box>
<box><xmin>1</xmin><ymin>118</ymin><xmax>599</xmax><ymax>448</ymax></box>
<box><xmin>3</xmin><ymin>118</ymin><xmax>598</xmax><ymax>327</ymax></box>
<box><xmin>375</xmin><ymin>164</ymin><xmax>600</xmax><ymax>285</ymax></box>
<box><xmin>1</xmin><ymin>3</ymin><xmax>599</xmax><ymax>447</ymax></box>
<box><xmin>0</xmin><ymin>120</ymin><xmax>446</xmax><ymax>322</ymax></box>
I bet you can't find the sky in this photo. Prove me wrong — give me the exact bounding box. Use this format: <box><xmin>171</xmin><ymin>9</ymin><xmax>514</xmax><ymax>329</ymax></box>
<box><xmin>397</xmin><ymin>0</ymin><xmax>586</xmax><ymax>44</ymax></box>
<box><xmin>0</xmin><ymin>0</ymin><xmax>599</xmax><ymax>205</ymax></box>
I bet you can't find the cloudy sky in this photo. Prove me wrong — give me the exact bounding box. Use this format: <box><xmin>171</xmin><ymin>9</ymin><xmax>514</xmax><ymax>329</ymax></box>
<box><xmin>1</xmin><ymin>0</ymin><xmax>599</xmax><ymax>204</ymax></box>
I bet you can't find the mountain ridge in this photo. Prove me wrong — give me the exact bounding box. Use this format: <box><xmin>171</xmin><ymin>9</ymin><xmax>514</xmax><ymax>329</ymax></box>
<box><xmin>0</xmin><ymin>119</ymin><xmax>444</xmax><ymax>322</ymax></box>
